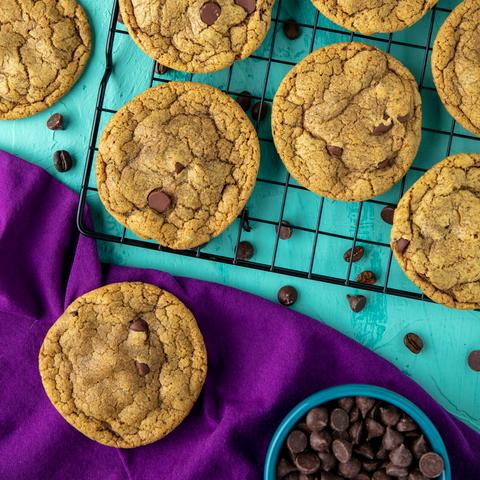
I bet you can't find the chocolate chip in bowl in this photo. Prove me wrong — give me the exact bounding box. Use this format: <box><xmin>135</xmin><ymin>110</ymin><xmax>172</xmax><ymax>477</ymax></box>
<box><xmin>264</xmin><ymin>385</ymin><xmax>450</xmax><ymax>480</ymax></box>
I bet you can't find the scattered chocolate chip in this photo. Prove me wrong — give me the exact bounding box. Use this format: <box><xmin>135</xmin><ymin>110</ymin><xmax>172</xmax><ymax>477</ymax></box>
<box><xmin>236</xmin><ymin>241</ymin><xmax>254</xmax><ymax>260</ymax></box>
<box><xmin>396</xmin><ymin>416</ymin><xmax>417</xmax><ymax>433</ymax></box>
<box><xmin>287</xmin><ymin>430</ymin><xmax>308</xmax><ymax>454</ymax></box>
<box><xmin>306</xmin><ymin>407</ymin><xmax>329</xmax><ymax>431</ymax></box>
<box><xmin>332</xmin><ymin>438</ymin><xmax>353</xmax><ymax>463</ymax></box>
<box><xmin>395</xmin><ymin>238</ymin><xmax>410</xmax><ymax>254</ymax></box>
<box><xmin>356</xmin><ymin>271</ymin><xmax>377</xmax><ymax>285</ymax></box>
<box><xmin>234</xmin><ymin>0</ymin><xmax>256</xmax><ymax>13</ymax></box>
<box><xmin>47</xmin><ymin>113</ymin><xmax>64</xmax><ymax>130</ymax></box>
<box><xmin>467</xmin><ymin>350</ymin><xmax>480</xmax><ymax>372</ymax></box>
<box><xmin>252</xmin><ymin>101</ymin><xmax>268</xmax><ymax>121</ymax></box>
<box><xmin>398</xmin><ymin>113</ymin><xmax>412</xmax><ymax>123</ymax></box>
<box><xmin>155</xmin><ymin>62</ymin><xmax>168</xmax><ymax>75</ymax></box>
<box><xmin>404</xmin><ymin>333</ymin><xmax>424</xmax><ymax>354</ymax></box>
<box><xmin>129</xmin><ymin>319</ymin><xmax>148</xmax><ymax>333</ymax></box>
<box><xmin>200</xmin><ymin>2</ymin><xmax>221</xmax><ymax>25</ymax></box>
<box><xmin>283</xmin><ymin>19</ymin><xmax>300</xmax><ymax>39</ymax></box>
<box><xmin>381</xmin><ymin>206</ymin><xmax>395</xmax><ymax>225</ymax></box>
<box><xmin>338</xmin><ymin>458</ymin><xmax>361</xmax><ymax>478</ymax></box>
<box><xmin>331</xmin><ymin>408</ymin><xmax>350</xmax><ymax>432</ymax></box>
<box><xmin>175</xmin><ymin>162</ymin><xmax>186</xmax><ymax>174</ymax></box>
<box><xmin>372</xmin><ymin>122</ymin><xmax>394</xmax><ymax>135</ymax></box>
<box><xmin>344</xmin><ymin>246</ymin><xmax>365</xmax><ymax>263</ymax></box>
<box><xmin>338</xmin><ymin>397</ymin><xmax>354</xmax><ymax>412</ymax></box>
<box><xmin>295</xmin><ymin>452</ymin><xmax>321</xmax><ymax>475</ymax></box>
<box><xmin>53</xmin><ymin>150</ymin><xmax>73</xmax><ymax>172</ymax></box>
<box><xmin>310</xmin><ymin>430</ymin><xmax>332</xmax><ymax>452</ymax></box>
<box><xmin>326</xmin><ymin>144</ymin><xmax>344</xmax><ymax>158</ymax></box>
<box><xmin>347</xmin><ymin>295</ymin><xmax>367</xmax><ymax>313</ymax></box>
<box><xmin>276</xmin><ymin>220</ymin><xmax>293</xmax><ymax>240</ymax></box>
<box><xmin>419</xmin><ymin>453</ymin><xmax>444</xmax><ymax>479</ymax></box>
<box><xmin>278</xmin><ymin>286</ymin><xmax>298</xmax><ymax>307</ymax></box>
<box><xmin>236</xmin><ymin>91</ymin><xmax>252</xmax><ymax>111</ymax></box>
<box><xmin>135</xmin><ymin>361</ymin><xmax>150</xmax><ymax>376</ymax></box>
<box><xmin>390</xmin><ymin>444</ymin><xmax>413</xmax><ymax>468</ymax></box>
<box><xmin>148</xmin><ymin>189</ymin><xmax>172</xmax><ymax>213</ymax></box>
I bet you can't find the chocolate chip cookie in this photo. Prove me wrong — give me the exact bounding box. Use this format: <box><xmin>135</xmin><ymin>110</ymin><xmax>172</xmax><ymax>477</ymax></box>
<box><xmin>432</xmin><ymin>0</ymin><xmax>480</xmax><ymax>136</ymax></box>
<box><xmin>39</xmin><ymin>282</ymin><xmax>208</xmax><ymax>448</ymax></box>
<box><xmin>96</xmin><ymin>82</ymin><xmax>259</xmax><ymax>250</ymax></box>
<box><xmin>391</xmin><ymin>153</ymin><xmax>480</xmax><ymax>310</ymax></box>
<box><xmin>272</xmin><ymin>42</ymin><xmax>422</xmax><ymax>202</ymax></box>
<box><xmin>0</xmin><ymin>0</ymin><xmax>91</xmax><ymax>120</ymax></box>
<box><xmin>311</xmin><ymin>0</ymin><xmax>437</xmax><ymax>34</ymax></box>
<box><xmin>119</xmin><ymin>0</ymin><xmax>275</xmax><ymax>73</ymax></box>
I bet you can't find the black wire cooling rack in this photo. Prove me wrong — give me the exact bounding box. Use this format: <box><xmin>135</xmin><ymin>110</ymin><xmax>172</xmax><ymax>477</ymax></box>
<box><xmin>77</xmin><ymin>0</ymin><xmax>480</xmax><ymax>303</ymax></box>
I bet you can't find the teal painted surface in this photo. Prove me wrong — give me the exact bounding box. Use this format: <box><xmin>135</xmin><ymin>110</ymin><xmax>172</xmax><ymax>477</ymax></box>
<box><xmin>1</xmin><ymin>0</ymin><xmax>479</xmax><ymax>431</ymax></box>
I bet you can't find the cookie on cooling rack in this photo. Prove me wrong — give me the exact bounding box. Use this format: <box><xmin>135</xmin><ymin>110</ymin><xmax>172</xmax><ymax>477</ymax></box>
<box><xmin>391</xmin><ymin>153</ymin><xmax>480</xmax><ymax>310</ymax></box>
<box><xmin>39</xmin><ymin>282</ymin><xmax>208</xmax><ymax>448</ymax></box>
<box><xmin>118</xmin><ymin>0</ymin><xmax>275</xmax><ymax>73</ymax></box>
<box><xmin>310</xmin><ymin>0</ymin><xmax>437</xmax><ymax>34</ymax></box>
<box><xmin>271</xmin><ymin>42</ymin><xmax>422</xmax><ymax>202</ymax></box>
<box><xmin>432</xmin><ymin>0</ymin><xmax>480</xmax><ymax>136</ymax></box>
<box><xmin>96</xmin><ymin>82</ymin><xmax>260</xmax><ymax>250</ymax></box>
<box><xmin>0</xmin><ymin>0</ymin><xmax>91</xmax><ymax>120</ymax></box>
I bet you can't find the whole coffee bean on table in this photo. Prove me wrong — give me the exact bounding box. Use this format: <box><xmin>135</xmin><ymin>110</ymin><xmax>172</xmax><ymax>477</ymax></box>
<box><xmin>343</xmin><ymin>246</ymin><xmax>364</xmax><ymax>262</ymax></box>
<box><xmin>356</xmin><ymin>271</ymin><xmax>377</xmax><ymax>285</ymax></box>
<box><xmin>47</xmin><ymin>113</ymin><xmax>64</xmax><ymax>130</ymax></box>
<box><xmin>53</xmin><ymin>150</ymin><xmax>73</xmax><ymax>172</ymax></box>
<box><xmin>278</xmin><ymin>286</ymin><xmax>298</xmax><ymax>307</ymax></box>
<box><xmin>404</xmin><ymin>333</ymin><xmax>424</xmax><ymax>354</ymax></box>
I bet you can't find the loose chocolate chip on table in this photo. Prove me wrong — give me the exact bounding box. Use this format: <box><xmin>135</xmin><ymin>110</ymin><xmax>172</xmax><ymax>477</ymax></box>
<box><xmin>310</xmin><ymin>430</ymin><xmax>332</xmax><ymax>452</ymax></box>
<box><xmin>236</xmin><ymin>91</ymin><xmax>252</xmax><ymax>111</ymax></box>
<box><xmin>175</xmin><ymin>162</ymin><xmax>186</xmax><ymax>174</ymax></box>
<box><xmin>382</xmin><ymin>427</ymin><xmax>404</xmax><ymax>451</ymax></box>
<box><xmin>396</xmin><ymin>416</ymin><xmax>417</xmax><ymax>432</ymax></box>
<box><xmin>53</xmin><ymin>150</ymin><xmax>73</xmax><ymax>172</ymax></box>
<box><xmin>332</xmin><ymin>438</ymin><xmax>353</xmax><ymax>463</ymax></box>
<box><xmin>372</xmin><ymin>122</ymin><xmax>394</xmax><ymax>135</ymax></box>
<box><xmin>404</xmin><ymin>333</ymin><xmax>424</xmax><ymax>354</ymax></box>
<box><xmin>148</xmin><ymin>190</ymin><xmax>172</xmax><ymax>213</ymax></box>
<box><xmin>236</xmin><ymin>241</ymin><xmax>254</xmax><ymax>260</ymax></box>
<box><xmin>235</xmin><ymin>0</ymin><xmax>256</xmax><ymax>13</ymax></box>
<box><xmin>306</xmin><ymin>407</ymin><xmax>329</xmax><ymax>431</ymax></box>
<box><xmin>419</xmin><ymin>452</ymin><xmax>444</xmax><ymax>478</ymax></box>
<box><xmin>135</xmin><ymin>361</ymin><xmax>150</xmax><ymax>376</ymax></box>
<box><xmin>200</xmin><ymin>2</ymin><xmax>221</xmax><ymax>25</ymax></box>
<box><xmin>467</xmin><ymin>350</ymin><xmax>480</xmax><ymax>372</ymax></box>
<box><xmin>338</xmin><ymin>458</ymin><xmax>361</xmax><ymax>478</ymax></box>
<box><xmin>283</xmin><ymin>19</ymin><xmax>300</xmax><ymax>39</ymax></box>
<box><xmin>356</xmin><ymin>271</ymin><xmax>377</xmax><ymax>285</ymax></box>
<box><xmin>276</xmin><ymin>220</ymin><xmax>293</xmax><ymax>240</ymax></box>
<box><xmin>287</xmin><ymin>430</ymin><xmax>308</xmax><ymax>454</ymax></box>
<box><xmin>347</xmin><ymin>295</ymin><xmax>367</xmax><ymax>313</ymax></box>
<box><xmin>395</xmin><ymin>238</ymin><xmax>410</xmax><ymax>254</ymax></box>
<box><xmin>389</xmin><ymin>444</ymin><xmax>413</xmax><ymax>468</ymax></box>
<box><xmin>252</xmin><ymin>101</ymin><xmax>269</xmax><ymax>121</ymax></box>
<box><xmin>155</xmin><ymin>62</ymin><xmax>168</xmax><ymax>75</ymax></box>
<box><xmin>379</xmin><ymin>405</ymin><xmax>401</xmax><ymax>426</ymax></box>
<box><xmin>295</xmin><ymin>451</ymin><xmax>321</xmax><ymax>474</ymax></box>
<box><xmin>129</xmin><ymin>319</ymin><xmax>148</xmax><ymax>333</ymax></box>
<box><xmin>278</xmin><ymin>286</ymin><xmax>298</xmax><ymax>306</ymax></box>
<box><xmin>380</xmin><ymin>206</ymin><xmax>395</xmax><ymax>225</ymax></box>
<box><xmin>47</xmin><ymin>113</ymin><xmax>64</xmax><ymax>130</ymax></box>
<box><xmin>344</xmin><ymin>246</ymin><xmax>365</xmax><ymax>263</ymax></box>
<box><xmin>331</xmin><ymin>408</ymin><xmax>350</xmax><ymax>432</ymax></box>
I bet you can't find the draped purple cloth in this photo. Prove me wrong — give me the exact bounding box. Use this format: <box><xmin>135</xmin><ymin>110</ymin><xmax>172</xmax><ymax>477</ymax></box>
<box><xmin>0</xmin><ymin>150</ymin><xmax>477</xmax><ymax>480</ymax></box>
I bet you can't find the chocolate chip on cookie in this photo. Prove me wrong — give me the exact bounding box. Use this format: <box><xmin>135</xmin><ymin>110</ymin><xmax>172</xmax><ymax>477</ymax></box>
<box><xmin>130</xmin><ymin>319</ymin><xmax>149</xmax><ymax>332</ymax></box>
<box><xmin>326</xmin><ymin>145</ymin><xmax>343</xmax><ymax>158</ymax></box>
<box><xmin>235</xmin><ymin>0</ymin><xmax>256</xmax><ymax>14</ymax></box>
<box><xmin>148</xmin><ymin>190</ymin><xmax>172</xmax><ymax>214</ymax></box>
<box><xmin>395</xmin><ymin>238</ymin><xmax>410</xmax><ymax>254</ymax></box>
<box><xmin>200</xmin><ymin>2</ymin><xmax>221</xmax><ymax>25</ymax></box>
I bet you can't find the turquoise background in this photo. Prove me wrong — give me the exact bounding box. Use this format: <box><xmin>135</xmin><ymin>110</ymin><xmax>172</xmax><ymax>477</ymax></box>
<box><xmin>1</xmin><ymin>0</ymin><xmax>479</xmax><ymax>430</ymax></box>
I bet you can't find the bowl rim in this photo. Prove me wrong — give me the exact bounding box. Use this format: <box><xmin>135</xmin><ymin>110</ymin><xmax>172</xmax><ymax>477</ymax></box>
<box><xmin>264</xmin><ymin>383</ymin><xmax>451</xmax><ymax>480</ymax></box>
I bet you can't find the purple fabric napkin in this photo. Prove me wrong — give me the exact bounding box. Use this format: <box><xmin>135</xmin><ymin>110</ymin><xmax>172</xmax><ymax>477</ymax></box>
<box><xmin>0</xmin><ymin>149</ymin><xmax>478</xmax><ymax>480</ymax></box>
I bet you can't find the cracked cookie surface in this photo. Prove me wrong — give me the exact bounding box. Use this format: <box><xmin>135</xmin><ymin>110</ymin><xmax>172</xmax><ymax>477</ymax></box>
<box><xmin>272</xmin><ymin>42</ymin><xmax>422</xmax><ymax>202</ymax></box>
<box><xmin>39</xmin><ymin>282</ymin><xmax>208</xmax><ymax>448</ymax></box>
<box><xmin>391</xmin><ymin>154</ymin><xmax>480</xmax><ymax>310</ymax></box>
<box><xmin>311</xmin><ymin>0</ymin><xmax>437</xmax><ymax>34</ymax></box>
<box><xmin>119</xmin><ymin>0</ymin><xmax>275</xmax><ymax>73</ymax></box>
<box><xmin>0</xmin><ymin>0</ymin><xmax>91</xmax><ymax>120</ymax></box>
<box><xmin>432</xmin><ymin>0</ymin><xmax>480</xmax><ymax>136</ymax></box>
<box><xmin>97</xmin><ymin>82</ymin><xmax>259</xmax><ymax>250</ymax></box>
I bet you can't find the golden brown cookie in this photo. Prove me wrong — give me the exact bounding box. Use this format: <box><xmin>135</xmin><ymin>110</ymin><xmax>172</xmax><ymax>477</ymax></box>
<box><xmin>0</xmin><ymin>0</ymin><xmax>91</xmax><ymax>120</ymax></box>
<box><xmin>118</xmin><ymin>0</ymin><xmax>275</xmax><ymax>73</ymax></box>
<box><xmin>272</xmin><ymin>42</ymin><xmax>422</xmax><ymax>202</ymax></box>
<box><xmin>391</xmin><ymin>154</ymin><xmax>480</xmax><ymax>310</ymax></box>
<box><xmin>431</xmin><ymin>0</ymin><xmax>480</xmax><ymax>136</ymax></box>
<box><xmin>39</xmin><ymin>282</ymin><xmax>208</xmax><ymax>448</ymax></box>
<box><xmin>311</xmin><ymin>0</ymin><xmax>437</xmax><ymax>34</ymax></box>
<box><xmin>97</xmin><ymin>82</ymin><xmax>259</xmax><ymax>250</ymax></box>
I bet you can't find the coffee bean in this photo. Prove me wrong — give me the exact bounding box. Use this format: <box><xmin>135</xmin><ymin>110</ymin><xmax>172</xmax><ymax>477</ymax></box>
<box><xmin>306</xmin><ymin>407</ymin><xmax>328</xmax><ymax>431</ymax></box>
<box><xmin>379</xmin><ymin>406</ymin><xmax>401</xmax><ymax>427</ymax></box>
<box><xmin>278</xmin><ymin>286</ymin><xmax>298</xmax><ymax>306</ymax></box>
<box><xmin>148</xmin><ymin>190</ymin><xmax>172</xmax><ymax>213</ymax></box>
<box><xmin>331</xmin><ymin>408</ymin><xmax>350</xmax><ymax>432</ymax></box>
<box><xmin>419</xmin><ymin>453</ymin><xmax>444</xmax><ymax>478</ymax></box>
<box><xmin>135</xmin><ymin>361</ymin><xmax>150</xmax><ymax>376</ymax></box>
<box><xmin>347</xmin><ymin>295</ymin><xmax>367</xmax><ymax>313</ymax></box>
<box><xmin>287</xmin><ymin>430</ymin><xmax>308</xmax><ymax>455</ymax></box>
<box><xmin>332</xmin><ymin>438</ymin><xmax>353</xmax><ymax>463</ymax></box>
<box><xmin>276</xmin><ymin>220</ymin><xmax>293</xmax><ymax>240</ymax></box>
<box><xmin>155</xmin><ymin>62</ymin><xmax>168</xmax><ymax>75</ymax></box>
<box><xmin>236</xmin><ymin>91</ymin><xmax>252</xmax><ymax>111</ymax></box>
<box><xmin>412</xmin><ymin>435</ymin><xmax>428</xmax><ymax>459</ymax></box>
<box><xmin>283</xmin><ymin>20</ymin><xmax>300</xmax><ymax>39</ymax></box>
<box><xmin>295</xmin><ymin>451</ymin><xmax>321</xmax><ymax>475</ymax></box>
<box><xmin>175</xmin><ymin>162</ymin><xmax>186</xmax><ymax>174</ymax></box>
<box><xmin>396</xmin><ymin>238</ymin><xmax>410</xmax><ymax>254</ymax></box>
<box><xmin>318</xmin><ymin>452</ymin><xmax>337</xmax><ymax>471</ymax></box>
<box><xmin>372</xmin><ymin>122</ymin><xmax>393</xmax><ymax>135</ymax></box>
<box><xmin>200</xmin><ymin>2</ymin><xmax>221</xmax><ymax>25</ymax></box>
<box><xmin>383</xmin><ymin>427</ymin><xmax>404</xmax><ymax>451</ymax></box>
<box><xmin>404</xmin><ymin>333</ymin><xmax>424</xmax><ymax>354</ymax></box>
<box><xmin>381</xmin><ymin>206</ymin><xmax>395</xmax><ymax>225</ymax></box>
<box><xmin>338</xmin><ymin>397</ymin><xmax>354</xmax><ymax>412</ymax></box>
<box><xmin>389</xmin><ymin>444</ymin><xmax>412</xmax><ymax>468</ymax></box>
<box><xmin>356</xmin><ymin>271</ymin><xmax>377</xmax><ymax>285</ymax></box>
<box><xmin>326</xmin><ymin>145</ymin><xmax>344</xmax><ymax>158</ymax></box>
<box><xmin>47</xmin><ymin>113</ymin><xmax>64</xmax><ymax>130</ymax></box>
<box><xmin>252</xmin><ymin>101</ymin><xmax>268</xmax><ymax>121</ymax></box>
<box><xmin>310</xmin><ymin>430</ymin><xmax>332</xmax><ymax>452</ymax></box>
<box><xmin>396</xmin><ymin>416</ymin><xmax>417</xmax><ymax>433</ymax></box>
<box><xmin>338</xmin><ymin>458</ymin><xmax>361</xmax><ymax>478</ymax></box>
<box><xmin>467</xmin><ymin>350</ymin><xmax>480</xmax><ymax>371</ymax></box>
<box><xmin>344</xmin><ymin>246</ymin><xmax>365</xmax><ymax>262</ymax></box>
<box><xmin>277</xmin><ymin>458</ymin><xmax>296</xmax><ymax>477</ymax></box>
<box><xmin>398</xmin><ymin>113</ymin><xmax>412</xmax><ymax>123</ymax></box>
<box><xmin>53</xmin><ymin>150</ymin><xmax>73</xmax><ymax>172</ymax></box>
<box><xmin>365</xmin><ymin>418</ymin><xmax>384</xmax><ymax>441</ymax></box>
<box><xmin>129</xmin><ymin>319</ymin><xmax>148</xmax><ymax>333</ymax></box>
<box><xmin>234</xmin><ymin>0</ymin><xmax>256</xmax><ymax>13</ymax></box>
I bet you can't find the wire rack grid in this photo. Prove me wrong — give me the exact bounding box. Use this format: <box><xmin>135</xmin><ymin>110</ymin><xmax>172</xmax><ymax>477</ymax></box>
<box><xmin>77</xmin><ymin>0</ymin><xmax>480</xmax><ymax>303</ymax></box>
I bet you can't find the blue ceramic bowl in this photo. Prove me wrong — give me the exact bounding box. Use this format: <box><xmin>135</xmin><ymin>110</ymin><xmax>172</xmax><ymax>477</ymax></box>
<box><xmin>264</xmin><ymin>384</ymin><xmax>451</xmax><ymax>480</ymax></box>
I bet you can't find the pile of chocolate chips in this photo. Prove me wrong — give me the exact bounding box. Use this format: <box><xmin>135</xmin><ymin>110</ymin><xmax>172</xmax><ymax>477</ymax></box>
<box><xmin>276</xmin><ymin>396</ymin><xmax>444</xmax><ymax>479</ymax></box>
